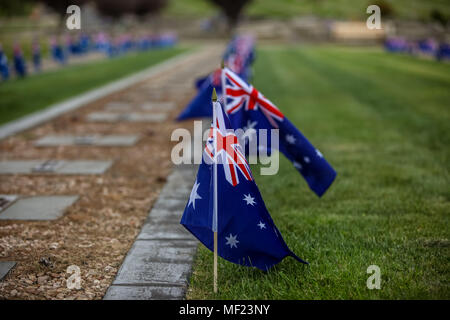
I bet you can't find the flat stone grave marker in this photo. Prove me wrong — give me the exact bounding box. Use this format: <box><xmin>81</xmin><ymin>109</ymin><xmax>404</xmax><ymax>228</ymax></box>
<box><xmin>104</xmin><ymin>101</ymin><xmax>175</xmax><ymax>112</ymax></box>
<box><xmin>31</xmin><ymin>160</ymin><xmax>63</xmax><ymax>173</ymax></box>
<box><xmin>0</xmin><ymin>160</ymin><xmax>113</xmax><ymax>175</ymax></box>
<box><xmin>141</xmin><ymin>102</ymin><xmax>176</xmax><ymax>111</ymax></box>
<box><xmin>35</xmin><ymin>135</ymin><xmax>139</xmax><ymax>147</ymax></box>
<box><xmin>0</xmin><ymin>261</ymin><xmax>16</xmax><ymax>281</ymax></box>
<box><xmin>0</xmin><ymin>195</ymin><xmax>18</xmax><ymax>212</ymax></box>
<box><xmin>104</xmin><ymin>105</ymin><xmax>133</xmax><ymax>112</ymax></box>
<box><xmin>73</xmin><ymin>135</ymin><xmax>97</xmax><ymax>145</ymax></box>
<box><xmin>87</xmin><ymin>112</ymin><xmax>168</xmax><ymax>123</ymax></box>
<box><xmin>123</xmin><ymin>91</ymin><xmax>163</xmax><ymax>100</ymax></box>
<box><xmin>104</xmin><ymin>101</ymin><xmax>132</xmax><ymax>111</ymax></box>
<box><xmin>0</xmin><ymin>195</ymin><xmax>79</xmax><ymax>220</ymax></box>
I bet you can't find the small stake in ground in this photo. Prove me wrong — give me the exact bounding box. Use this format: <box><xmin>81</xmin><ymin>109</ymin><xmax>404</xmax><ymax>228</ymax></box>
<box><xmin>212</xmin><ymin>87</ymin><xmax>218</xmax><ymax>294</ymax></box>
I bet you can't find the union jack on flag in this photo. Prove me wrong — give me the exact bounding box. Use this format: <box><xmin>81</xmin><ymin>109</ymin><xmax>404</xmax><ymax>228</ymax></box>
<box><xmin>222</xmin><ymin>67</ymin><xmax>284</xmax><ymax>126</ymax></box>
<box><xmin>204</xmin><ymin>100</ymin><xmax>253</xmax><ymax>187</ymax></box>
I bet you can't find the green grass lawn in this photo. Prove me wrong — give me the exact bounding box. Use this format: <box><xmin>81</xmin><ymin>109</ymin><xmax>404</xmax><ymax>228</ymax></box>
<box><xmin>166</xmin><ymin>0</ymin><xmax>450</xmax><ymax>21</ymax></box>
<box><xmin>187</xmin><ymin>45</ymin><xmax>450</xmax><ymax>299</ymax></box>
<box><xmin>0</xmin><ymin>47</ymin><xmax>187</xmax><ymax>125</ymax></box>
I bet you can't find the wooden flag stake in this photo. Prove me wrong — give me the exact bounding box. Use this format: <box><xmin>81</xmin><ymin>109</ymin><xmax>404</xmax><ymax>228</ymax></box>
<box><xmin>214</xmin><ymin>231</ymin><xmax>218</xmax><ymax>293</ymax></box>
<box><xmin>212</xmin><ymin>87</ymin><xmax>218</xmax><ymax>294</ymax></box>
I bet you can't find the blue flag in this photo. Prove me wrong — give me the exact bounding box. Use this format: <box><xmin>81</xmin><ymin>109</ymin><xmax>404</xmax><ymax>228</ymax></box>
<box><xmin>13</xmin><ymin>45</ymin><xmax>27</xmax><ymax>78</ymax></box>
<box><xmin>0</xmin><ymin>47</ymin><xmax>10</xmax><ymax>80</ymax></box>
<box><xmin>222</xmin><ymin>67</ymin><xmax>337</xmax><ymax>197</ymax></box>
<box><xmin>180</xmin><ymin>99</ymin><xmax>307</xmax><ymax>271</ymax></box>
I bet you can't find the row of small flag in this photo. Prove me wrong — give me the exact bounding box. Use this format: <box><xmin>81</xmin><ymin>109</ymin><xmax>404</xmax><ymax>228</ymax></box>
<box><xmin>0</xmin><ymin>32</ymin><xmax>177</xmax><ymax>80</ymax></box>
<box><xmin>177</xmin><ymin>36</ymin><xmax>337</xmax><ymax>275</ymax></box>
<box><xmin>385</xmin><ymin>37</ymin><xmax>450</xmax><ymax>61</ymax></box>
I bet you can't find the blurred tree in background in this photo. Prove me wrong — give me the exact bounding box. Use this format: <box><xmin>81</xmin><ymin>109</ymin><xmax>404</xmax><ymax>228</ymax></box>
<box><xmin>34</xmin><ymin>0</ymin><xmax>167</xmax><ymax>19</ymax></box>
<box><xmin>132</xmin><ymin>0</ymin><xmax>167</xmax><ymax>17</ymax></box>
<box><xmin>94</xmin><ymin>0</ymin><xmax>136</xmax><ymax>19</ymax></box>
<box><xmin>0</xmin><ymin>0</ymin><xmax>33</xmax><ymax>17</ymax></box>
<box><xmin>430</xmin><ymin>9</ymin><xmax>448</xmax><ymax>27</ymax></box>
<box><xmin>208</xmin><ymin>0</ymin><xmax>252</xmax><ymax>28</ymax></box>
<box><xmin>372</xmin><ymin>0</ymin><xmax>394</xmax><ymax>18</ymax></box>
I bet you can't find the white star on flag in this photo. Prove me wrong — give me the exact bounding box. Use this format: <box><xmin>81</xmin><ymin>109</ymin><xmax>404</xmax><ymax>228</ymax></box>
<box><xmin>285</xmin><ymin>134</ymin><xmax>296</xmax><ymax>144</ymax></box>
<box><xmin>293</xmin><ymin>161</ymin><xmax>302</xmax><ymax>170</ymax></box>
<box><xmin>243</xmin><ymin>120</ymin><xmax>257</xmax><ymax>131</ymax></box>
<box><xmin>243</xmin><ymin>193</ymin><xmax>256</xmax><ymax>206</ymax></box>
<box><xmin>243</xmin><ymin>123</ymin><xmax>257</xmax><ymax>143</ymax></box>
<box><xmin>316</xmin><ymin>149</ymin><xmax>323</xmax><ymax>158</ymax></box>
<box><xmin>188</xmin><ymin>181</ymin><xmax>202</xmax><ymax>210</ymax></box>
<box><xmin>257</xmin><ymin>221</ymin><xmax>266</xmax><ymax>229</ymax></box>
<box><xmin>225</xmin><ymin>234</ymin><xmax>239</xmax><ymax>248</ymax></box>
<box><xmin>304</xmin><ymin>156</ymin><xmax>310</xmax><ymax>163</ymax></box>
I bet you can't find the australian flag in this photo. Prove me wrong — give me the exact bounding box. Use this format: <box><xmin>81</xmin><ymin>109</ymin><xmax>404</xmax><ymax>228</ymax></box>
<box><xmin>222</xmin><ymin>67</ymin><xmax>337</xmax><ymax>197</ymax></box>
<box><xmin>180</xmin><ymin>98</ymin><xmax>306</xmax><ymax>271</ymax></box>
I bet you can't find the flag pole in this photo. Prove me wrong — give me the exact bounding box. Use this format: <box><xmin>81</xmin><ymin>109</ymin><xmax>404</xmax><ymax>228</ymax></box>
<box><xmin>212</xmin><ymin>87</ymin><xmax>218</xmax><ymax>294</ymax></box>
<box><xmin>212</xmin><ymin>60</ymin><xmax>227</xmax><ymax>294</ymax></box>
<box><xmin>214</xmin><ymin>230</ymin><xmax>218</xmax><ymax>293</ymax></box>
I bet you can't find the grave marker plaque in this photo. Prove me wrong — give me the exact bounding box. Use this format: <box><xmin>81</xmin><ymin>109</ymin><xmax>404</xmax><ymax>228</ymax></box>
<box><xmin>35</xmin><ymin>135</ymin><xmax>140</xmax><ymax>147</ymax></box>
<box><xmin>141</xmin><ymin>102</ymin><xmax>175</xmax><ymax>111</ymax></box>
<box><xmin>32</xmin><ymin>160</ymin><xmax>63</xmax><ymax>173</ymax></box>
<box><xmin>0</xmin><ymin>195</ymin><xmax>18</xmax><ymax>212</ymax></box>
<box><xmin>87</xmin><ymin>112</ymin><xmax>167</xmax><ymax>123</ymax></box>
<box><xmin>74</xmin><ymin>136</ymin><xmax>96</xmax><ymax>145</ymax></box>
<box><xmin>0</xmin><ymin>160</ymin><xmax>112</xmax><ymax>175</ymax></box>
<box><xmin>0</xmin><ymin>261</ymin><xmax>16</xmax><ymax>281</ymax></box>
<box><xmin>0</xmin><ymin>195</ymin><xmax>79</xmax><ymax>220</ymax></box>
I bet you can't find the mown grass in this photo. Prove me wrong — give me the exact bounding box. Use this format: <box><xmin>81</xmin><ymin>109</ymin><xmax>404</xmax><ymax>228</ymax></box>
<box><xmin>166</xmin><ymin>0</ymin><xmax>450</xmax><ymax>21</ymax></box>
<box><xmin>187</xmin><ymin>45</ymin><xmax>450</xmax><ymax>299</ymax></box>
<box><xmin>246</xmin><ymin>0</ymin><xmax>450</xmax><ymax>20</ymax></box>
<box><xmin>0</xmin><ymin>47</ymin><xmax>187</xmax><ymax>125</ymax></box>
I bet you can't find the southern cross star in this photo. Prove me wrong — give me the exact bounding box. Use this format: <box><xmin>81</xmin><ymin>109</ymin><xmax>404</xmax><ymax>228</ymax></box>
<box><xmin>225</xmin><ymin>234</ymin><xmax>239</xmax><ymax>248</ymax></box>
<box><xmin>257</xmin><ymin>221</ymin><xmax>266</xmax><ymax>229</ymax></box>
<box><xmin>316</xmin><ymin>149</ymin><xmax>323</xmax><ymax>158</ymax></box>
<box><xmin>243</xmin><ymin>120</ymin><xmax>258</xmax><ymax>131</ymax></box>
<box><xmin>188</xmin><ymin>181</ymin><xmax>202</xmax><ymax>210</ymax></box>
<box><xmin>243</xmin><ymin>120</ymin><xmax>258</xmax><ymax>143</ymax></box>
<box><xmin>293</xmin><ymin>161</ymin><xmax>302</xmax><ymax>170</ymax></box>
<box><xmin>285</xmin><ymin>134</ymin><xmax>296</xmax><ymax>144</ymax></box>
<box><xmin>243</xmin><ymin>193</ymin><xmax>256</xmax><ymax>206</ymax></box>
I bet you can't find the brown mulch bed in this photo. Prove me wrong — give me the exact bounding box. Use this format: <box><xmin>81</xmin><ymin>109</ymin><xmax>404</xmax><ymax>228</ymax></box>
<box><xmin>0</xmin><ymin>46</ymin><xmax>221</xmax><ymax>300</ymax></box>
